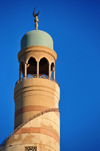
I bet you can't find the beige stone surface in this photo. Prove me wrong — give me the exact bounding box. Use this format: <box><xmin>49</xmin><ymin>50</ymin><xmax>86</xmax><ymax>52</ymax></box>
<box><xmin>0</xmin><ymin>111</ymin><xmax>60</xmax><ymax>151</ymax></box>
<box><xmin>14</xmin><ymin>78</ymin><xmax>60</xmax><ymax>128</ymax></box>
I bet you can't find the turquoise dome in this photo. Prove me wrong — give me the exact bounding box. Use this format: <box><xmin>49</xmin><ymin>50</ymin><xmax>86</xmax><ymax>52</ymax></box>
<box><xmin>21</xmin><ymin>30</ymin><xmax>53</xmax><ymax>49</ymax></box>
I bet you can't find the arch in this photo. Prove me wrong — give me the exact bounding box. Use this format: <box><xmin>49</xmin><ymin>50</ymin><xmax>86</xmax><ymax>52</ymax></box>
<box><xmin>19</xmin><ymin>58</ymin><xmax>25</xmax><ymax>64</ymax></box>
<box><xmin>20</xmin><ymin>61</ymin><xmax>24</xmax><ymax>78</ymax></box>
<box><xmin>51</xmin><ymin>62</ymin><xmax>55</xmax><ymax>80</ymax></box>
<box><xmin>26</xmin><ymin>55</ymin><xmax>37</xmax><ymax>64</ymax></box>
<box><xmin>51</xmin><ymin>62</ymin><xmax>55</xmax><ymax>71</ymax></box>
<box><xmin>27</xmin><ymin>57</ymin><xmax>37</xmax><ymax>75</ymax></box>
<box><xmin>39</xmin><ymin>57</ymin><xmax>49</xmax><ymax>76</ymax></box>
<box><xmin>51</xmin><ymin>62</ymin><xmax>55</xmax><ymax>79</ymax></box>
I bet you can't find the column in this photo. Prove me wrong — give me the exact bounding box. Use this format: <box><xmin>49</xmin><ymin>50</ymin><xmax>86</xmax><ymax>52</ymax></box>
<box><xmin>49</xmin><ymin>64</ymin><xmax>51</xmax><ymax>79</ymax></box>
<box><xmin>53</xmin><ymin>66</ymin><xmax>55</xmax><ymax>80</ymax></box>
<box><xmin>24</xmin><ymin>63</ymin><xmax>27</xmax><ymax>79</ymax></box>
<box><xmin>37</xmin><ymin>61</ymin><xmax>39</xmax><ymax>78</ymax></box>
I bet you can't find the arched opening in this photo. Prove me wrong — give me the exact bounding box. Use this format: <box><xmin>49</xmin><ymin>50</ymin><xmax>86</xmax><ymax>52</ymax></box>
<box><xmin>51</xmin><ymin>62</ymin><xmax>54</xmax><ymax>71</ymax></box>
<box><xmin>39</xmin><ymin>57</ymin><xmax>49</xmax><ymax>76</ymax></box>
<box><xmin>51</xmin><ymin>62</ymin><xmax>55</xmax><ymax>79</ymax></box>
<box><xmin>27</xmin><ymin>57</ymin><xmax>37</xmax><ymax>76</ymax></box>
<box><xmin>20</xmin><ymin>62</ymin><xmax>24</xmax><ymax>78</ymax></box>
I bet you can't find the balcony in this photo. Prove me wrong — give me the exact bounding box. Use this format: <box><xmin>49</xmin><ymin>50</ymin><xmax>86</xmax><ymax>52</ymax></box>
<box><xmin>15</xmin><ymin>74</ymin><xmax>59</xmax><ymax>86</ymax></box>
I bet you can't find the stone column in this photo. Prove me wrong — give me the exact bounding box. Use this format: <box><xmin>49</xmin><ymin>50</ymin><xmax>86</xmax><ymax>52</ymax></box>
<box><xmin>37</xmin><ymin>61</ymin><xmax>39</xmax><ymax>78</ymax></box>
<box><xmin>53</xmin><ymin>66</ymin><xmax>55</xmax><ymax>80</ymax></box>
<box><xmin>24</xmin><ymin>63</ymin><xmax>27</xmax><ymax>79</ymax></box>
<box><xmin>49</xmin><ymin>64</ymin><xmax>51</xmax><ymax>79</ymax></box>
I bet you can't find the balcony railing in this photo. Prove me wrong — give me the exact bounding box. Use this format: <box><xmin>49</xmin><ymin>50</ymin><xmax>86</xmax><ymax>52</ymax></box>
<box><xmin>15</xmin><ymin>74</ymin><xmax>59</xmax><ymax>85</ymax></box>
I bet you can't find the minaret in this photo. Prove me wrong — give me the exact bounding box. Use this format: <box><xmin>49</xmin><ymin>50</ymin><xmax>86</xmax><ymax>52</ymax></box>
<box><xmin>0</xmin><ymin>9</ymin><xmax>60</xmax><ymax>151</ymax></box>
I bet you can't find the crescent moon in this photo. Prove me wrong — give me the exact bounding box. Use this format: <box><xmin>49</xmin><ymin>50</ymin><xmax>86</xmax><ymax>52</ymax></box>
<box><xmin>33</xmin><ymin>7</ymin><xmax>40</xmax><ymax>17</ymax></box>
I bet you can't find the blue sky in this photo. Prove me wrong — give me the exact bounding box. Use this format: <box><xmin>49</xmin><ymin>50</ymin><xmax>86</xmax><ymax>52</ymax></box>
<box><xmin>0</xmin><ymin>0</ymin><xmax>100</xmax><ymax>150</ymax></box>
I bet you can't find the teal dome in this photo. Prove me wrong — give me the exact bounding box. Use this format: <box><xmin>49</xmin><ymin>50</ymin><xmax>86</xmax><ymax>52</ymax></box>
<box><xmin>21</xmin><ymin>30</ymin><xmax>53</xmax><ymax>49</ymax></box>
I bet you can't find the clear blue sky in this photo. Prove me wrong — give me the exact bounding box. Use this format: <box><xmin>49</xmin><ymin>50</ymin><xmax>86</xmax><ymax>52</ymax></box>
<box><xmin>0</xmin><ymin>0</ymin><xmax>100</xmax><ymax>151</ymax></box>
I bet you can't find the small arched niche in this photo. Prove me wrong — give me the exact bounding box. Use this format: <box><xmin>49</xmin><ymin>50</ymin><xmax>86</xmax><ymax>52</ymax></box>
<box><xmin>39</xmin><ymin>57</ymin><xmax>49</xmax><ymax>76</ymax></box>
<box><xmin>20</xmin><ymin>62</ymin><xmax>24</xmax><ymax>78</ymax></box>
<box><xmin>27</xmin><ymin>57</ymin><xmax>37</xmax><ymax>75</ymax></box>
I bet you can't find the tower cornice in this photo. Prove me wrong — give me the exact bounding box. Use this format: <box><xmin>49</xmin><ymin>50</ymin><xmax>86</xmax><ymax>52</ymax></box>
<box><xmin>18</xmin><ymin>45</ymin><xmax>57</xmax><ymax>63</ymax></box>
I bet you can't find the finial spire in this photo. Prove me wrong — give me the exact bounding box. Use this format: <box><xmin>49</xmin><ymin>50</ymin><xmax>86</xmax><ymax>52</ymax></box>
<box><xmin>33</xmin><ymin>8</ymin><xmax>40</xmax><ymax>30</ymax></box>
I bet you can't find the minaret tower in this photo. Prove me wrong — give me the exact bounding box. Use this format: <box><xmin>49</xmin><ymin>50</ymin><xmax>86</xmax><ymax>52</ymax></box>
<box><xmin>0</xmin><ymin>9</ymin><xmax>60</xmax><ymax>151</ymax></box>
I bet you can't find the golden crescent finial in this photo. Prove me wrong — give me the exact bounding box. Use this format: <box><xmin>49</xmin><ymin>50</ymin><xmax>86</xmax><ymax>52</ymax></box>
<box><xmin>33</xmin><ymin>8</ymin><xmax>40</xmax><ymax>30</ymax></box>
<box><xmin>33</xmin><ymin>7</ymin><xmax>40</xmax><ymax>17</ymax></box>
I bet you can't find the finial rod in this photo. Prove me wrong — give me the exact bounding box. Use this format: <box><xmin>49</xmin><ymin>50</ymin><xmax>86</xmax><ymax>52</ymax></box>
<box><xmin>33</xmin><ymin>8</ymin><xmax>40</xmax><ymax>30</ymax></box>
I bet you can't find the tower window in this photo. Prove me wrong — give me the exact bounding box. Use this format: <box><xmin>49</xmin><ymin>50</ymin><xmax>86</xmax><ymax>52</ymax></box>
<box><xmin>25</xmin><ymin>147</ymin><xmax>37</xmax><ymax>151</ymax></box>
<box><xmin>51</xmin><ymin>62</ymin><xmax>55</xmax><ymax>79</ymax></box>
<box><xmin>27</xmin><ymin>57</ymin><xmax>37</xmax><ymax>75</ymax></box>
<box><xmin>51</xmin><ymin>62</ymin><xmax>54</xmax><ymax>71</ymax></box>
<box><xmin>39</xmin><ymin>57</ymin><xmax>49</xmax><ymax>76</ymax></box>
